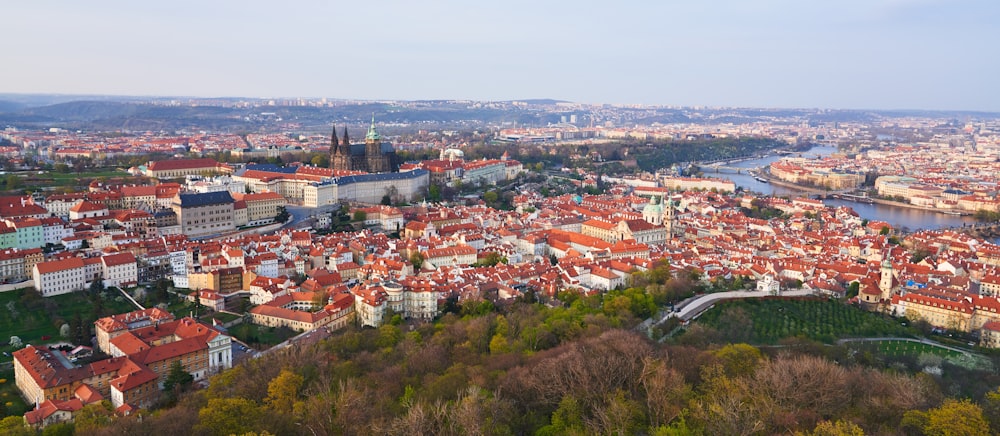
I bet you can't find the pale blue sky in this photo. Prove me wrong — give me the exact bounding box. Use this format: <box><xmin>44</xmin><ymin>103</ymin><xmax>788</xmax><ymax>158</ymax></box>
<box><xmin>3</xmin><ymin>0</ymin><xmax>998</xmax><ymax>110</ymax></box>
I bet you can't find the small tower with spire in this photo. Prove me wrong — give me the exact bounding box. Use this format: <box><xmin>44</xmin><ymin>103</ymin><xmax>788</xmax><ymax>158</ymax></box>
<box><xmin>328</xmin><ymin>124</ymin><xmax>339</xmax><ymax>169</ymax></box>
<box><xmin>879</xmin><ymin>256</ymin><xmax>894</xmax><ymax>300</ymax></box>
<box><xmin>365</xmin><ymin>113</ymin><xmax>389</xmax><ymax>173</ymax></box>
<box><xmin>330</xmin><ymin>125</ymin><xmax>353</xmax><ymax>171</ymax></box>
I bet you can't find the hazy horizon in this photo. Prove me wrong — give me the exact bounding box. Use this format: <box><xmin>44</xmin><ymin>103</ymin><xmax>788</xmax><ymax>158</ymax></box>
<box><xmin>3</xmin><ymin>1</ymin><xmax>999</xmax><ymax>112</ymax></box>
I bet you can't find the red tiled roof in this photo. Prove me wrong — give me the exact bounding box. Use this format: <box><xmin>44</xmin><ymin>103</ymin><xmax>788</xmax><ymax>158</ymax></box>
<box><xmin>35</xmin><ymin>257</ymin><xmax>86</xmax><ymax>274</ymax></box>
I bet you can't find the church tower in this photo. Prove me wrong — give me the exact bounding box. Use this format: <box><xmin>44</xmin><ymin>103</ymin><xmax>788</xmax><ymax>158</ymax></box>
<box><xmin>879</xmin><ymin>257</ymin><xmax>894</xmax><ymax>300</ymax></box>
<box><xmin>330</xmin><ymin>126</ymin><xmax>352</xmax><ymax>171</ymax></box>
<box><xmin>665</xmin><ymin>195</ymin><xmax>677</xmax><ymax>239</ymax></box>
<box><xmin>365</xmin><ymin>114</ymin><xmax>389</xmax><ymax>173</ymax></box>
<box><xmin>328</xmin><ymin>125</ymin><xmax>339</xmax><ymax>169</ymax></box>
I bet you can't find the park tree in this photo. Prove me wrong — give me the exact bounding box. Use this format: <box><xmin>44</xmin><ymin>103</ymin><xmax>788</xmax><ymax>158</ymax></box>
<box><xmin>198</xmin><ymin>397</ymin><xmax>263</xmax><ymax>436</ymax></box>
<box><xmin>428</xmin><ymin>183</ymin><xmax>442</xmax><ymax>202</ymax></box>
<box><xmin>264</xmin><ymin>369</ymin><xmax>305</xmax><ymax>415</ymax></box>
<box><xmin>982</xmin><ymin>387</ymin><xmax>1000</xmax><ymax>434</ymax></box>
<box><xmin>89</xmin><ymin>278</ymin><xmax>105</xmax><ymax>295</ymax></box>
<box><xmin>163</xmin><ymin>361</ymin><xmax>195</xmax><ymax>399</ymax></box>
<box><xmin>409</xmin><ymin>251</ymin><xmax>425</xmax><ymax>269</ymax></box>
<box><xmin>483</xmin><ymin>191</ymin><xmax>499</xmax><ymax>207</ymax></box>
<box><xmin>353</xmin><ymin>210</ymin><xmax>367</xmax><ymax>222</ymax></box>
<box><xmin>0</xmin><ymin>416</ymin><xmax>33</xmax><ymax>436</ymax></box>
<box><xmin>310</xmin><ymin>154</ymin><xmax>328</xmax><ymax>168</ymax></box>
<box><xmin>923</xmin><ymin>399</ymin><xmax>990</xmax><ymax>436</ymax></box>
<box><xmin>711</xmin><ymin>343</ymin><xmax>764</xmax><ymax>378</ymax></box>
<box><xmin>74</xmin><ymin>401</ymin><xmax>116</xmax><ymax>433</ymax></box>
<box><xmin>274</xmin><ymin>206</ymin><xmax>290</xmax><ymax>223</ymax></box>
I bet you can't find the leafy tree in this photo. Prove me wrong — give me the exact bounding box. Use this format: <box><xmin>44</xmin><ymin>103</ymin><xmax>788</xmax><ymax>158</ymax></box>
<box><xmin>353</xmin><ymin>210</ymin><xmax>367</xmax><ymax>222</ymax></box>
<box><xmin>711</xmin><ymin>343</ymin><xmax>763</xmax><ymax>378</ymax></box>
<box><xmin>483</xmin><ymin>190</ymin><xmax>499</xmax><ymax>207</ymax></box>
<box><xmin>797</xmin><ymin>420</ymin><xmax>865</xmax><ymax>436</ymax></box>
<box><xmin>310</xmin><ymin>154</ymin><xmax>328</xmax><ymax>167</ymax></box>
<box><xmin>0</xmin><ymin>416</ymin><xmax>34</xmax><ymax>436</ymax></box>
<box><xmin>982</xmin><ymin>387</ymin><xmax>1000</xmax><ymax>435</ymax></box>
<box><xmin>264</xmin><ymin>369</ymin><xmax>304</xmax><ymax>415</ymax></box>
<box><xmin>74</xmin><ymin>401</ymin><xmax>115</xmax><ymax>433</ymax></box>
<box><xmin>198</xmin><ymin>397</ymin><xmax>263</xmax><ymax>436</ymax></box>
<box><xmin>40</xmin><ymin>423</ymin><xmax>74</xmax><ymax>436</ymax></box>
<box><xmin>381</xmin><ymin>194</ymin><xmax>392</xmax><ymax>205</ymax></box>
<box><xmin>163</xmin><ymin>360</ymin><xmax>194</xmax><ymax>395</ymax></box>
<box><xmin>428</xmin><ymin>183</ymin><xmax>442</xmax><ymax>202</ymax></box>
<box><xmin>923</xmin><ymin>399</ymin><xmax>990</xmax><ymax>436</ymax></box>
<box><xmin>475</xmin><ymin>251</ymin><xmax>507</xmax><ymax>267</ymax></box>
<box><xmin>89</xmin><ymin>278</ymin><xmax>105</xmax><ymax>295</ymax></box>
<box><xmin>5</xmin><ymin>175</ymin><xmax>21</xmax><ymax>190</ymax></box>
<box><xmin>846</xmin><ymin>281</ymin><xmax>860</xmax><ymax>299</ymax></box>
<box><xmin>274</xmin><ymin>206</ymin><xmax>290</xmax><ymax>223</ymax></box>
<box><xmin>536</xmin><ymin>395</ymin><xmax>587</xmax><ymax>436</ymax></box>
<box><xmin>409</xmin><ymin>251</ymin><xmax>425</xmax><ymax>269</ymax></box>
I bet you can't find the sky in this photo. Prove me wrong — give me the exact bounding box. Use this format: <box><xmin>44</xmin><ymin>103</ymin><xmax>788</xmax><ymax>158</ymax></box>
<box><xmin>3</xmin><ymin>0</ymin><xmax>999</xmax><ymax>111</ymax></box>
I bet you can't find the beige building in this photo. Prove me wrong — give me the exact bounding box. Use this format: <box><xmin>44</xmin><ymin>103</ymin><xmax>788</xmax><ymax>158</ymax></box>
<box><xmin>335</xmin><ymin>170</ymin><xmax>430</xmax><ymax>205</ymax></box>
<box><xmin>170</xmin><ymin>191</ymin><xmax>236</xmax><ymax>238</ymax></box>
<box><xmin>144</xmin><ymin>158</ymin><xmax>231</xmax><ymax>179</ymax></box>
<box><xmin>237</xmin><ymin>191</ymin><xmax>287</xmax><ymax>225</ymax></box>
<box><xmin>303</xmin><ymin>182</ymin><xmax>339</xmax><ymax>208</ymax></box>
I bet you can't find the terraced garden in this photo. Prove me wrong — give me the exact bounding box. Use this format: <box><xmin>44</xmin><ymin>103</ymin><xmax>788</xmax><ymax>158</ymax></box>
<box><xmin>696</xmin><ymin>298</ymin><xmax>913</xmax><ymax>344</ymax></box>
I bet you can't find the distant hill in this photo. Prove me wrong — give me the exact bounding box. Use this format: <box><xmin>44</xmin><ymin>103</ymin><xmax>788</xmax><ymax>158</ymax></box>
<box><xmin>0</xmin><ymin>100</ymin><xmax>26</xmax><ymax>113</ymax></box>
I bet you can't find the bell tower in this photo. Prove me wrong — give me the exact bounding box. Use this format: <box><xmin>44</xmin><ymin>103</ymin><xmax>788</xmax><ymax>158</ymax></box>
<box><xmin>330</xmin><ymin>126</ymin><xmax>353</xmax><ymax>171</ymax></box>
<box><xmin>365</xmin><ymin>114</ymin><xmax>389</xmax><ymax>173</ymax></box>
<box><xmin>879</xmin><ymin>257</ymin><xmax>894</xmax><ymax>300</ymax></box>
<box><xmin>328</xmin><ymin>124</ymin><xmax>339</xmax><ymax>169</ymax></box>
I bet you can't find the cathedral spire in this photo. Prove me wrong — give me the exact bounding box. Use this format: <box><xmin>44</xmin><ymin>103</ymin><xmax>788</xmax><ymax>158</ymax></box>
<box><xmin>341</xmin><ymin>127</ymin><xmax>350</xmax><ymax>148</ymax></box>
<box><xmin>366</xmin><ymin>113</ymin><xmax>380</xmax><ymax>141</ymax></box>
<box><xmin>329</xmin><ymin>124</ymin><xmax>339</xmax><ymax>149</ymax></box>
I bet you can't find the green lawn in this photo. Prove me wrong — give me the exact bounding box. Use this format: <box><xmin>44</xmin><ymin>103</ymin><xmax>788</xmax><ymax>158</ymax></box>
<box><xmin>228</xmin><ymin>323</ymin><xmax>297</xmax><ymax>349</ymax></box>
<box><xmin>0</xmin><ymin>366</ymin><xmax>29</xmax><ymax>418</ymax></box>
<box><xmin>20</xmin><ymin>169</ymin><xmax>131</xmax><ymax>189</ymax></box>
<box><xmin>0</xmin><ymin>288</ymin><xmax>138</xmax><ymax>360</ymax></box>
<box><xmin>696</xmin><ymin>298</ymin><xmax>913</xmax><ymax>344</ymax></box>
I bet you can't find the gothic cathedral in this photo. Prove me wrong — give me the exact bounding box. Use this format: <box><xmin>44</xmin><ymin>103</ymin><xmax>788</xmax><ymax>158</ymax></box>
<box><xmin>329</xmin><ymin>115</ymin><xmax>397</xmax><ymax>173</ymax></box>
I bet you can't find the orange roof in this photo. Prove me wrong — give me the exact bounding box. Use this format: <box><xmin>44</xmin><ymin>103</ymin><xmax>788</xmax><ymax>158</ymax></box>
<box><xmin>35</xmin><ymin>257</ymin><xmax>86</xmax><ymax>274</ymax></box>
<box><xmin>102</xmin><ymin>252</ymin><xmax>137</xmax><ymax>267</ymax></box>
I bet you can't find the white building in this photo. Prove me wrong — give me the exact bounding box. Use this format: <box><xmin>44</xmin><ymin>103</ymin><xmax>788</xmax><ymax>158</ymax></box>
<box><xmin>101</xmin><ymin>252</ymin><xmax>138</xmax><ymax>289</ymax></box>
<box><xmin>33</xmin><ymin>257</ymin><xmax>87</xmax><ymax>296</ymax></box>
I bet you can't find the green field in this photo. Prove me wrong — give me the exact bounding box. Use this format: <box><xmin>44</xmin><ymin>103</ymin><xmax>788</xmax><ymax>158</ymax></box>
<box><xmin>0</xmin><ymin>366</ymin><xmax>29</xmax><ymax>418</ymax></box>
<box><xmin>228</xmin><ymin>323</ymin><xmax>297</xmax><ymax>349</ymax></box>
<box><xmin>0</xmin><ymin>288</ymin><xmax>139</xmax><ymax>360</ymax></box>
<box><xmin>17</xmin><ymin>168</ymin><xmax>131</xmax><ymax>189</ymax></box>
<box><xmin>696</xmin><ymin>298</ymin><xmax>913</xmax><ymax>344</ymax></box>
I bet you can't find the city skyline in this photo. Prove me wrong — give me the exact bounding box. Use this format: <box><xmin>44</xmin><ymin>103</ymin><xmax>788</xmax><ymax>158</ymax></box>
<box><xmin>3</xmin><ymin>1</ymin><xmax>999</xmax><ymax>111</ymax></box>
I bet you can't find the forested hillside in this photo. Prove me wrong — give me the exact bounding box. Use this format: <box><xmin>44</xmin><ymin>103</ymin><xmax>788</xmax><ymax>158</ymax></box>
<box><xmin>9</xmin><ymin>284</ymin><xmax>997</xmax><ymax>436</ymax></box>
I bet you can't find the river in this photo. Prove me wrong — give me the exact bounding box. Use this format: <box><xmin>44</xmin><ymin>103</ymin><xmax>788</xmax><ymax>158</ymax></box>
<box><xmin>713</xmin><ymin>146</ymin><xmax>989</xmax><ymax>238</ymax></box>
